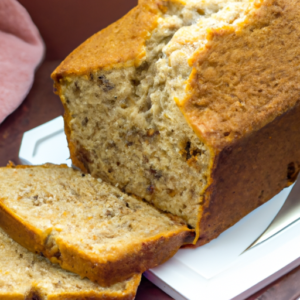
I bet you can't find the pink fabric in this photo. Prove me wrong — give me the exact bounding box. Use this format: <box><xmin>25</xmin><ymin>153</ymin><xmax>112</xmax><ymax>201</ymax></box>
<box><xmin>0</xmin><ymin>0</ymin><xmax>44</xmax><ymax>124</ymax></box>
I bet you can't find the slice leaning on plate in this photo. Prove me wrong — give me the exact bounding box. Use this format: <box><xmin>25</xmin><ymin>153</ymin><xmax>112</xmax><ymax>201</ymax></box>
<box><xmin>0</xmin><ymin>226</ymin><xmax>140</xmax><ymax>300</ymax></box>
<box><xmin>0</xmin><ymin>164</ymin><xmax>192</xmax><ymax>287</ymax></box>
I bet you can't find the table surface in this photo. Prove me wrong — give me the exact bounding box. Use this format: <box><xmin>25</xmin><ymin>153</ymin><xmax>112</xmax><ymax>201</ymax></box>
<box><xmin>1</xmin><ymin>60</ymin><xmax>300</xmax><ymax>300</ymax></box>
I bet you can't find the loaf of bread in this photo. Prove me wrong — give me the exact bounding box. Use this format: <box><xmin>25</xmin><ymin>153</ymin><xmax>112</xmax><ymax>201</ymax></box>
<box><xmin>0</xmin><ymin>164</ymin><xmax>191</xmax><ymax>286</ymax></box>
<box><xmin>0</xmin><ymin>226</ymin><xmax>140</xmax><ymax>299</ymax></box>
<box><xmin>52</xmin><ymin>0</ymin><xmax>300</xmax><ymax>245</ymax></box>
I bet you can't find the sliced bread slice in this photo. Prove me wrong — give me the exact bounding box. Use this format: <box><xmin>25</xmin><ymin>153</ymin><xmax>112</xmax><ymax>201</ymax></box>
<box><xmin>0</xmin><ymin>164</ymin><xmax>192</xmax><ymax>287</ymax></box>
<box><xmin>0</xmin><ymin>226</ymin><xmax>140</xmax><ymax>300</ymax></box>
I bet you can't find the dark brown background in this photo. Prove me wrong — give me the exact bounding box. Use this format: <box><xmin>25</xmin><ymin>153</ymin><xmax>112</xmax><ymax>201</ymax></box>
<box><xmin>1</xmin><ymin>1</ymin><xmax>300</xmax><ymax>299</ymax></box>
<box><xmin>19</xmin><ymin>0</ymin><xmax>138</xmax><ymax>60</ymax></box>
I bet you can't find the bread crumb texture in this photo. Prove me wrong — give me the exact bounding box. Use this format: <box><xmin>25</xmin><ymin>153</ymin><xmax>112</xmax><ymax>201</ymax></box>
<box><xmin>52</xmin><ymin>0</ymin><xmax>300</xmax><ymax>238</ymax></box>
<box><xmin>0</xmin><ymin>227</ymin><xmax>140</xmax><ymax>299</ymax></box>
<box><xmin>183</xmin><ymin>0</ymin><xmax>300</xmax><ymax>150</ymax></box>
<box><xmin>0</xmin><ymin>165</ymin><xmax>190</xmax><ymax>286</ymax></box>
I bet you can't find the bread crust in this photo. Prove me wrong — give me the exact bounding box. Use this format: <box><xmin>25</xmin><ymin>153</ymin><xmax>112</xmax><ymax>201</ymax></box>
<box><xmin>51</xmin><ymin>0</ymin><xmax>163</xmax><ymax>174</ymax></box>
<box><xmin>0</xmin><ymin>164</ymin><xmax>192</xmax><ymax>286</ymax></box>
<box><xmin>183</xmin><ymin>0</ymin><xmax>300</xmax><ymax>149</ymax></box>
<box><xmin>0</xmin><ymin>285</ymin><xmax>140</xmax><ymax>300</ymax></box>
<box><xmin>0</xmin><ymin>295</ymin><xmax>23</xmax><ymax>300</ymax></box>
<box><xmin>178</xmin><ymin>0</ymin><xmax>300</xmax><ymax>242</ymax></box>
<box><xmin>63</xmin><ymin>101</ymin><xmax>88</xmax><ymax>173</ymax></box>
<box><xmin>196</xmin><ymin>103</ymin><xmax>300</xmax><ymax>245</ymax></box>
<box><xmin>25</xmin><ymin>277</ymin><xmax>141</xmax><ymax>300</ymax></box>
<box><xmin>51</xmin><ymin>0</ymin><xmax>161</xmax><ymax>81</ymax></box>
<box><xmin>0</xmin><ymin>275</ymin><xmax>140</xmax><ymax>300</ymax></box>
<box><xmin>52</xmin><ymin>0</ymin><xmax>300</xmax><ymax>245</ymax></box>
<box><xmin>0</xmin><ymin>203</ymin><xmax>141</xmax><ymax>300</ymax></box>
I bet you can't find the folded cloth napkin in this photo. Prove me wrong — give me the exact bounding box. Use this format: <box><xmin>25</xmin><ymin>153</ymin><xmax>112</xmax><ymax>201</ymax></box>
<box><xmin>0</xmin><ymin>0</ymin><xmax>44</xmax><ymax>124</ymax></box>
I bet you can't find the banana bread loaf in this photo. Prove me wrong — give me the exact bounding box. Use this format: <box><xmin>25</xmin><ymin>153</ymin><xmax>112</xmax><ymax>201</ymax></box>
<box><xmin>52</xmin><ymin>0</ymin><xmax>300</xmax><ymax>245</ymax></box>
<box><xmin>0</xmin><ymin>164</ymin><xmax>191</xmax><ymax>286</ymax></box>
<box><xmin>0</xmin><ymin>226</ymin><xmax>140</xmax><ymax>300</ymax></box>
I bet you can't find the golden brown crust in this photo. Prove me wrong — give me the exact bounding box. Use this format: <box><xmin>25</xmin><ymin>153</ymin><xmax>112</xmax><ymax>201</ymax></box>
<box><xmin>0</xmin><ymin>164</ymin><xmax>192</xmax><ymax>286</ymax></box>
<box><xmin>62</xmin><ymin>95</ymin><xmax>88</xmax><ymax>173</ymax></box>
<box><xmin>51</xmin><ymin>0</ymin><xmax>162</xmax><ymax>81</ymax></box>
<box><xmin>52</xmin><ymin>0</ymin><xmax>300</xmax><ymax>247</ymax></box>
<box><xmin>0</xmin><ymin>295</ymin><xmax>23</xmax><ymax>300</ymax></box>
<box><xmin>47</xmin><ymin>288</ymin><xmax>139</xmax><ymax>300</ymax></box>
<box><xmin>56</xmin><ymin>230</ymin><xmax>191</xmax><ymax>286</ymax></box>
<box><xmin>176</xmin><ymin>0</ymin><xmax>300</xmax><ymax>242</ymax></box>
<box><xmin>183</xmin><ymin>0</ymin><xmax>300</xmax><ymax>150</ymax></box>
<box><xmin>4</xmin><ymin>277</ymin><xmax>140</xmax><ymax>300</ymax></box>
<box><xmin>41</xmin><ymin>275</ymin><xmax>140</xmax><ymax>300</ymax></box>
<box><xmin>0</xmin><ymin>204</ymin><xmax>141</xmax><ymax>299</ymax></box>
<box><xmin>51</xmin><ymin>81</ymin><xmax>88</xmax><ymax>173</ymax></box>
<box><xmin>197</xmin><ymin>102</ymin><xmax>300</xmax><ymax>245</ymax></box>
<box><xmin>51</xmin><ymin>0</ymin><xmax>164</xmax><ymax>173</ymax></box>
<box><xmin>0</xmin><ymin>199</ymin><xmax>46</xmax><ymax>255</ymax></box>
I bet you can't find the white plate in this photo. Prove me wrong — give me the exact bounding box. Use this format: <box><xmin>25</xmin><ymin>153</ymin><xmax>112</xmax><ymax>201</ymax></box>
<box><xmin>19</xmin><ymin>117</ymin><xmax>300</xmax><ymax>300</ymax></box>
<box><xmin>19</xmin><ymin>116</ymin><xmax>72</xmax><ymax>166</ymax></box>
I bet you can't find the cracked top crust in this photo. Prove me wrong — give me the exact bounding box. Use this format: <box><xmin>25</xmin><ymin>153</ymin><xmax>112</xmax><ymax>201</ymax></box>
<box><xmin>52</xmin><ymin>0</ymin><xmax>300</xmax><ymax>152</ymax></box>
<box><xmin>181</xmin><ymin>0</ymin><xmax>300</xmax><ymax>150</ymax></box>
<box><xmin>51</xmin><ymin>0</ymin><xmax>162</xmax><ymax>79</ymax></box>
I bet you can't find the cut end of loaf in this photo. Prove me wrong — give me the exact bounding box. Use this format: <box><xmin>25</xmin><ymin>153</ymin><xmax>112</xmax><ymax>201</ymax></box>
<box><xmin>54</xmin><ymin>0</ymin><xmax>260</xmax><ymax>229</ymax></box>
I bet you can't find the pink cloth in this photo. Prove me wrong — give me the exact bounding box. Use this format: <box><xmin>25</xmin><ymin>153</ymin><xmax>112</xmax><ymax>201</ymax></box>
<box><xmin>0</xmin><ymin>0</ymin><xmax>44</xmax><ymax>124</ymax></box>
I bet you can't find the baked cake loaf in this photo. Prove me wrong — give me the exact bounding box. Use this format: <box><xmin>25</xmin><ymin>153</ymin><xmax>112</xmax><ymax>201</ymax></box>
<box><xmin>0</xmin><ymin>164</ymin><xmax>191</xmax><ymax>286</ymax></box>
<box><xmin>52</xmin><ymin>0</ymin><xmax>300</xmax><ymax>245</ymax></box>
<box><xmin>0</xmin><ymin>226</ymin><xmax>140</xmax><ymax>300</ymax></box>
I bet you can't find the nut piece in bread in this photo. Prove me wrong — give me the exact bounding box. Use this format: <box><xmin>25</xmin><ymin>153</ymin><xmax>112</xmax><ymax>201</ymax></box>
<box><xmin>52</xmin><ymin>0</ymin><xmax>300</xmax><ymax>245</ymax></box>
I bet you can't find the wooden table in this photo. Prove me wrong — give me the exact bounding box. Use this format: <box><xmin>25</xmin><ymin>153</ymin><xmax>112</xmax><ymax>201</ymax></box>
<box><xmin>1</xmin><ymin>1</ymin><xmax>300</xmax><ymax>299</ymax></box>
